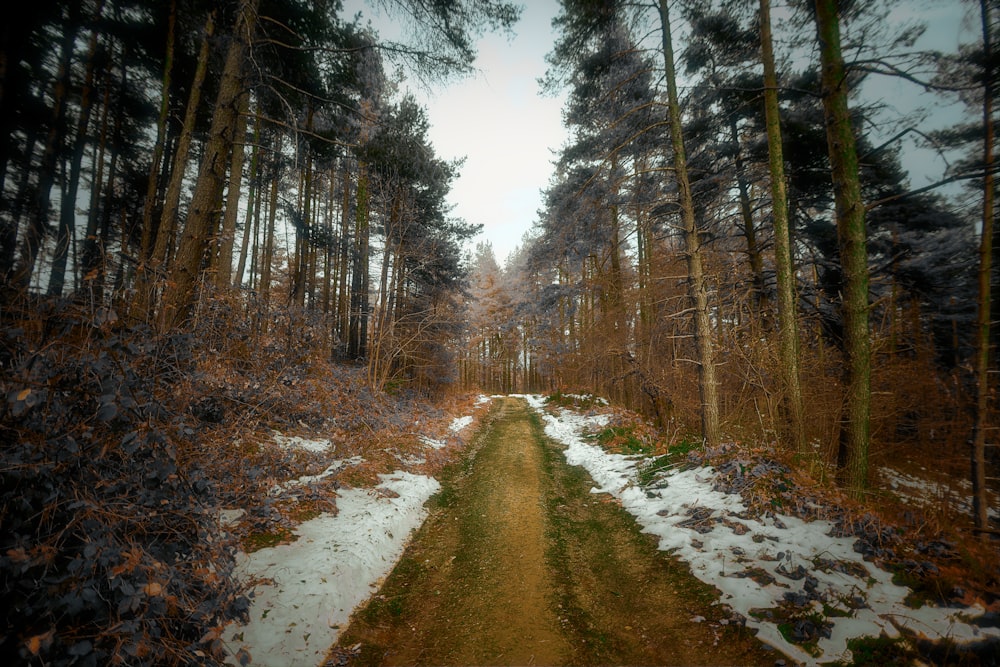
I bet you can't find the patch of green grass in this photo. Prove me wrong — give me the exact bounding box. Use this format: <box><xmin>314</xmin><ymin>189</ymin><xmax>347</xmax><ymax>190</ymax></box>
<box><xmin>828</xmin><ymin>635</ymin><xmax>913</xmax><ymax>666</ymax></box>
<box><xmin>636</xmin><ymin>439</ymin><xmax>702</xmax><ymax>487</ymax></box>
<box><xmin>585</xmin><ymin>425</ymin><xmax>652</xmax><ymax>455</ymax></box>
<box><xmin>429</xmin><ymin>485</ymin><xmax>458</xmax><ymax>509</ymax></box>
<box><xmin>243</xmin><ymin>528</ymin><xmax>296</xmax><ymax>552</ymax></box>
<box><xmin>544</xmin><ymin>391</ymin><xmax>606</xmax><ymax>410</ymax></box>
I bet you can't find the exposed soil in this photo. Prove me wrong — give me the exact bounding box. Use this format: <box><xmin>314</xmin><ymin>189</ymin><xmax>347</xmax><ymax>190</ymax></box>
<box><xmin>329</xmin><ymin>397</ymin><xmax>781</xmax><ymax>666</ymax></box>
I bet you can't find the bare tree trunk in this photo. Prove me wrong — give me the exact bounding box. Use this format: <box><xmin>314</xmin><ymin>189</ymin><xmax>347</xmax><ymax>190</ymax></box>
<box><xmin>760</xmin><ymin>0</ymin><xmax>807</xmax><ymax>456</ymax></box>
<box><xmin>49</xmin><ymin>0</ymin><xmax>105</xmax><ymax>296</ymax></box>
<box><xmin>658</xmin><ymin>0</ymin><xmax>720</xmax><ymax>446</ymax></box>
<box><xmin>137</xmin><ymin>0</ymin><xmax>176</xmax><ymax>266</ymax></box>
<box><xmin>234</xmin><ymin>110</ymin><xmax>261</xmax><ymax>288</ymax></box>
<box><xmin>815</xmin><ymin>0</ymin><xmax>872</xmax><ymax>498</ymax></box>
<box><xmin>10</xmin><ymin>3</ymin><xmax>81</xmax><ymax>291</ymax></box>
<box><xmin>82</xmin><ymin>81</ymin><xmax>111</xmax><ymax>301</ymax></box>
<box><xmin>972</xmin><ymin>0</ymin><xmax>995</xmax><ymax>534</ymax></box>
<box><xmin>135</xmin><ymin>10</ymin><xmax>215</xmax><ymax>320</ymax></box>
<box><xmin>214</xmin><ymin>88</ymin><xmax>249</xmax><ymax>289</ymax></box>
<box><xmin>159</xmin><ymin>1</ymin><xmax>258</xmax><ymax>332</ymax></box>
<box><xmin>730</xmin><ymin>118</ymin><xmax>766</xmax><ymax>311</ymax></box>
<box><xmin>336</xmin><ymin>164</ymin><xmax>352</xmax><ymax>355</ymax></box>
<box><xmin>260</xmin><ymin>138</ymin><xmax>281</xmax><ymax>311</ymax></box>
<box><xmin>349</xmin><ymin>164</ymin><xmax>370</xmax><ymax>358</ymax></box>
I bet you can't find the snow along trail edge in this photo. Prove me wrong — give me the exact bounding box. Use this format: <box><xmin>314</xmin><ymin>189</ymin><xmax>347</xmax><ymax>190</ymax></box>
<box><xmin>523</xmin><ymin>394</ymin><xmax>1000</xmax><ymax>666</ymax></box>
<box><xmin>221</xmin><ymin>396</ymin><xmax>493</xmax><ymax>667</ymax></box>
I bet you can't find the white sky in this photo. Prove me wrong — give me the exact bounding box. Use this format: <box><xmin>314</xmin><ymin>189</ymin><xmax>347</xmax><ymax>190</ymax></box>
<box><xmin>341</xmin><ymin>0</ymin><xmax>976</xmax><ymax>264</ymax></box>
<box><xmin>410</xmin><ymin>3</ymin><xmax>568</xmax><ymax>264</ymax></box>
<box><xmin>343</xmin><ymin>0</ymin><xmax>569</xmax><ymax>264</ymax></box>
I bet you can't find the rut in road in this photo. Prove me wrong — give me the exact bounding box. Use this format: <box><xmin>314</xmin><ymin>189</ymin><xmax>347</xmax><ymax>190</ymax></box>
<box><xmin>331</xmin><ymin>397</ymin><xmax>777</xmax><ymax>666</ymax></box>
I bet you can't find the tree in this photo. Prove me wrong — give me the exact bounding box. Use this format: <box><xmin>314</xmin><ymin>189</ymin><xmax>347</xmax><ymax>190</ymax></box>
<box><xmin>659</xmin><ymin>0</ymin><xmax>720</xmax><ymax>446</ymax></box>
<box><xmin>760</xmin><ymin>0</ymin><xmax>807</xmax><ymax>455</ymax></box>
<box><xmin>814</xmin><ymin>0</ymin><xmax>872</xmax><ymax>498</ymax></box>
<box><xmin>971</xmin><ymin>0</ymin><xmax>996</xmax><ymax>534</ymax></box>
<box><xmin>158</xmin><ymin>0</ymin><xmax>259</xmax><ymax>332</ymax></box>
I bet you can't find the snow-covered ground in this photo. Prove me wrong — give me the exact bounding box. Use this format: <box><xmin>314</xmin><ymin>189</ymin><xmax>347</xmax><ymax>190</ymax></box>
<box><xmin>223</xmin><ymin>394</ymin><xmax>994</xmax><ymax>666</ymax></box>
<box><xmin>881</xmin><ymin>466</ymin><xmax>999</xmax><ymax>520</ymax></box>
<box><xmin>223</xmin><ymin>396</ymin><xmax>494</xmax><ymax>666</ymax></box>
<box><xmin>223</xmin><ymin>472</ymin><xmax>439</xmax><ymax>666</ymax></box>
<box><xmin>524</xmin><ymin>394</ymin><xmax>999</xmax><ymax>666</ymax></box>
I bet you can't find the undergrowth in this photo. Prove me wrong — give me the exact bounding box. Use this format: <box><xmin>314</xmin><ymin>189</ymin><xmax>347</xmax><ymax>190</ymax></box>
<box><xmin>1</xmin><ymin>300</ymin><xmax>250</xmax><ymax>666</ymax></box>
<box><xmin>0</xmin><ymin>293</ymin><xmax>458</xmax><ymax>666</ymax></box>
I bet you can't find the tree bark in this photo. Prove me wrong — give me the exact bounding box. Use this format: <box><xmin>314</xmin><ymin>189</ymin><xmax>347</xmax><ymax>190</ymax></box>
<box><xmin>10</xmin><ymin>3</ymin><xmax>81</xmax><ymax>291</ymax></box>
<box><xmin>729</xmin><ymin>117</ymin><xmax>766</xmax><ymax>310</ymax></box>
<box><xmin>658</xmin><ymin>0</ymin><xmax>720</xmax><ymax>447</ymax></box>
<box><xmin>760</xmin><ymin>0</ymin><xmax>807</xmax><ymax>456</ymax></box>
<box><xmin>214</xmin><ymin>88</ymin><xmax>249</xmax><ymax>289</ymax></box>
<box><xmin>136</xmin><ymin>9</ymin><xmax>215</xmax><ymax>321</ymax></box>
<box><xmin>814</xmin><ymin>0</ymin><xmax>872</xmax><ymax>498</ymax></box>
<box><xmin>348</xmin><ymin>163</ymin><xmax>370</xmax><ymax>358</ymax></box>
<box><xmin>137</xmin><ymin>0</ymin><xmax>176</xmax><ymax>269</ymax></box>
<box><xmin>972</xmin><ymin>0</ymin><xmax>995</xmax><ymax>534</ymax></box>
<box><xmin>159</xmin><ymin>1</ymin><xmax>258</xmax><ymax>332</ymax></box>
<box><xmin>234</xmin><ymin>110</ymin><xmax>261</xmax><ymax>288</ymax></box>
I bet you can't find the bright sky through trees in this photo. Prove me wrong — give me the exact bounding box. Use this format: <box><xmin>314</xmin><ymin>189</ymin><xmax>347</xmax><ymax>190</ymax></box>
<box><xmin>344</xmin><ymin>0</ymin><xmax>569</xmax><ymax>263</ymax></box>
<box><xmin>346</xmin><ymin>0</ymin><xmax>973</xmax><ymax>263</ymax></box>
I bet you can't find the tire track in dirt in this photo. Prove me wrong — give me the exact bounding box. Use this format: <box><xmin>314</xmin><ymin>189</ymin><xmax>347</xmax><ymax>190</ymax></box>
<box><xmin>331</xmin><ymin>397</ymin><xmax>778</xmax><ymax>666</ymax></box>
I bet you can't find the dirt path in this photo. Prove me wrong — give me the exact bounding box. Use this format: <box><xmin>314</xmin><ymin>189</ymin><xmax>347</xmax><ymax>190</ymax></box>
<box><xmin>330</xmin><ymin>398</ymin><xmax>779</xmax><ymax>666</ymax></box>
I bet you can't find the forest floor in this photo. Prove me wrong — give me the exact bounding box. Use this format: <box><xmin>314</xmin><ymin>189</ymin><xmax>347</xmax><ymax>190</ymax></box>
<box><xmin>327</xmin><ymin>397</ymin><xmax>778</xmax><ymax>666</ymax></box>
<box><xmin>221</xmin><ymin>393</ymin><xmax>1000</xmax><ymax>667</ymax></box>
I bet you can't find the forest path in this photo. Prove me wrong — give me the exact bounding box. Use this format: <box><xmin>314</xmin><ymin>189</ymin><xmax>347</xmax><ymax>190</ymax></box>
<box><xmin>329</xmin><ymin>397</ymin><xmax>777</xmax><ymax>666</ymax></box>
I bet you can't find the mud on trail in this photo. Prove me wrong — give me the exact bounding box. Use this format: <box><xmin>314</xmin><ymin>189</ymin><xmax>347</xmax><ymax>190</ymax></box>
<box><xmin>330</xmin><ymin>397</ymin><xmax>779</xmax><ymax>666</ymax></box>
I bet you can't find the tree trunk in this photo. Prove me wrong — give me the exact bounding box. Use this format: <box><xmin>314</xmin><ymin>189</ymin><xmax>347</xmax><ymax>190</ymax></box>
<box><xmin>234</xmin><ymin>110</ymin><xmax>261</xmax><ymax>287</ymax></box>
<box><xmin>260</xmin><ymin>139</ymin><xmax>281</xmax><ymax>311</ymax></box>
<box><xmin>82</xmin><ymin>81</ymin><xmax>111</xmax><ymax>300</ymax></box>
<box><xmin>137</xmin><ymin>0</ymin><xmax>176</xmax><ymax>267</ymax></box>
<box><xmin>335</xmin><ymin>163</ymin><xmax>352</xmax><ymax>354</ymax></box>
<box><xmin>136</xmin><ymin>10</ymin><xmax>215</xmax><ymax>320</ymax></box>
<box><xmin>349</xmin><ymin>164</ymin><xmax>370</xmax><ymax>358</ymax></box>
<box><xmin>214</xmin><ymin>88</ymin><xmax>249</xmax><ymax>289</ymax></box>
<box><xmin>730</xmin><ymin>117</ymin><xmax>766</xmax><ymax>311</ymax></box>
<box><xmin>50</xmin><ymin>1</ymin><xmax>105</xmax><ymax>296</ymax></box>
<box><xmin>760</xmin><ymin>0</ymin><xmax>807</xmax><ymax>456</ymax></box>
<box><xmin>658</xmin><ymin>0</ymin><xmax>720</xmax><ymax>447</ymax></box>
<box><xmin>972</xmin><ymin>0</ymin><xmax>995</xmax><ymax>534</ymax></box>
<box><xmin>10</xmin><ymin>3</ymin><xmax>81</xmax><ymax>291</ymax></box>
<box><xmin>159</xmin><ymin>2</ymin><xmax>257</xmax><ymax>332</ymax></box>
<box><xmin>814</xmin><ymin>0</ymin><xmax>872</xmax><ymax>498</ymax></box>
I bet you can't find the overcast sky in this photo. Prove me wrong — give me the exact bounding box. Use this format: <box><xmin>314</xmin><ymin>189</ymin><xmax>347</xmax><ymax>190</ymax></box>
<box><xmin>343</xmin><ymin>0</ymin><xmax>976</xmax><ymax>264</ymax></box>
<box><xmin>342</xmin><ymin>0</ymin><xmax>568</xmax><ymax>264</ymax></box>
<box><xmin>411</xmin><ymin>2</ymin><xmax>568</xmax><ymax>265</ymax></box>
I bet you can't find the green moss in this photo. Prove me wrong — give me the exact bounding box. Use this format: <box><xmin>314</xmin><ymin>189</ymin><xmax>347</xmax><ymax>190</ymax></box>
<box><xmin>585</xmin><ymin>425</ymin><xmax>652</xmax><ymax>455</ymax></box>
<box><xmin>828</xmin><ymin>635</ymin><xmax>912</xmax><ymax>666</ymax></box>
<box><xmin>636</xmin><ymin>439</ymin><xmax>702</xmax><ymax>487</ymax></box>
<box><xmin>243</xmin><ymin>528</ymin><xmax>296</xmax><ymax>552</ymax></box>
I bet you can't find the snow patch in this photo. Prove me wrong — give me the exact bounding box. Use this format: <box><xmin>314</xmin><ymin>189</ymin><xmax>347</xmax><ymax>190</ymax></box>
<box><xmin>449</xmin><ymin>415</ymin><xmax>474</xmax><ymax>433</ymax></box>
<box><xmin>526</xmin><ymin>394</ymin><xmax>1000</xmax><ymax>666</ymax></box>
<box><xmin>269</xmin><ymin>457</ymin><xmax>363</xmax><ymax>496</ymax></box>
<box><xmin>224</xmin><ymin>471</ymin><xmax>440</xmax><ymax>667</ymax></box>
<box><xmin>881</xmin><ymin>466</ymin><xmax>999</xmax><ymax>519</ymax></box>
<box><xmin>272</xmin><ymin>433</ymin><xmax>332</xmax><ymax>453</ymax></box>
<box><xmin>418</xmin><ymin>435</ymin><xmax>446</xmax><ymax>450</ymax></box>
<box><xmin>219</xmin><ymin>509</ymin><xmax>245</xmax><ymax>528</ymax></box>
